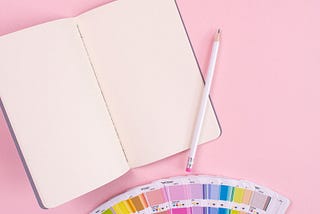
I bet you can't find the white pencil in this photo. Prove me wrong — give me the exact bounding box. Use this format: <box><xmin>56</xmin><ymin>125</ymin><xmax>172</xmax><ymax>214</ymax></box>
<box><xmin>186</xmin><ymin>29</ymin><xmax>221</xmax><ymax>172</ymax></box>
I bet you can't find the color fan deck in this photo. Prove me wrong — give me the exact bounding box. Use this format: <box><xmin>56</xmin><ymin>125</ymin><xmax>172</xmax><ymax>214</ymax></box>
<box><xmin>91</xmin><ymin>175</ymin><xmax>290</xmax><ymax>214</ymax></box>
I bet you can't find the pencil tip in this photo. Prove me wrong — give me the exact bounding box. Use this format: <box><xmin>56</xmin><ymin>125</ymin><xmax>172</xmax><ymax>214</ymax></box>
<box><xmin>215</xmin><ymin>28</ymin><xmax>221</xmax><ymax>41</ymax></box>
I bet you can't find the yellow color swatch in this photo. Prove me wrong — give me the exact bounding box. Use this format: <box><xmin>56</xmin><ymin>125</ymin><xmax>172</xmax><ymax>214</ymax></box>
<box><xmin>233</xmin><ymin>187</ymin><xmax>245</xmax><ymax>203</ymax></box>
<box><xmin>112</xmin><ymin>201</ymin><xmax>131</xmax><ymax>214</ymax></box>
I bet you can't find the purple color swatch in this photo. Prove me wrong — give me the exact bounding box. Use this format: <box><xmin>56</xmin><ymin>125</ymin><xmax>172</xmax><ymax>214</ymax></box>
<box><xmin>191</xmin><ymin>207</ymin><xmax>204</xmax><ymax>214</ymax></box>
<box><xmin>189</xmin><ymin>184</ymin><xmax>203</xmax><ymax>199</ymax></box>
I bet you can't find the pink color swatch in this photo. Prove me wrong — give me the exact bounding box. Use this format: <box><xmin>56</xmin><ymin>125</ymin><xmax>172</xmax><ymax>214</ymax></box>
<box><xmin>172</xmin><ymin>208</ymin><xmax>189</xmax><ymax>214</ymax></box>
<box><xmin>158</xmin><ymin>211</ymin><xmax>170</xmax><ymax>214</ymax></box>
<box><xmin>1</xmin><ymin>0</ymin><xmax>320</xmax><ymax>213</ymax></box>
<box><xmin>167</xmin><ymin>185</ymin><xmax>189</xmax><ymax>201</ymax></box>
<box><xmin>145</xmin><ymin>189</ymin><xmax>167</xmax><ymax>206</ymax></box>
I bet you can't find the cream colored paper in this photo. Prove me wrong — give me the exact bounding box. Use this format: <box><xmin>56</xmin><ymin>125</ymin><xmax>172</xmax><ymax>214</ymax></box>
<box><xmin>0</xmin><ymin>0</ymin><xmax>221</xmax><ymax>208</ymax></box>
<box><xmin>0</xmin><ymin>19</ymin><xmax>129</xmax><ymax>208</ymax></box>
<box><xmin>77</xmin><ymin>0</ymin><xmax>221</xmax><ymax>167</ymax></box>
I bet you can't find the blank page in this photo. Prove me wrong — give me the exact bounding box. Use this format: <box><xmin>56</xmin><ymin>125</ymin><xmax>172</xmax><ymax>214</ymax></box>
<box><xmin>77</xmin><ymin>0</ymin><xmax>221</xmax><ymax>168</ymax></box>
<box><xmin>0</xmin><ymin>19</ymin><xmax>129</xmax><ymax>208</ymax></box>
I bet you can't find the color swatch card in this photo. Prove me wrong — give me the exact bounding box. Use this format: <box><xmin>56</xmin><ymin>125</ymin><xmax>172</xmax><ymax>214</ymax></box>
<box><xmin>91</xmin><ymin>175</ymin><xmax>290</xmax><ymax>214</ymax></box>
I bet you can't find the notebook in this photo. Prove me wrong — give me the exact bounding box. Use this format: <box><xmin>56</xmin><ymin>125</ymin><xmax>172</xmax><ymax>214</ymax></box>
<box><xmin>0</xmin><ymin>0</ymin><xmax>221</xmax><ymax>208</ymax></box>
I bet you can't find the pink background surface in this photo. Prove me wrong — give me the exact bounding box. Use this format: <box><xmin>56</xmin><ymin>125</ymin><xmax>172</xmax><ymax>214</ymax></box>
<box><xmin>0</xmin><ymin>0</ymin><xmax>319</xmax><ymax>213</ymax></box>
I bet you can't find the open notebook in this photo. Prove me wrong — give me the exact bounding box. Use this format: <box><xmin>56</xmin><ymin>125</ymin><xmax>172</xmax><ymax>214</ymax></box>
<box><xmin>0</xmin><ymin>0</ymin><xmax>220</xmax><ymax>208</ymax></box>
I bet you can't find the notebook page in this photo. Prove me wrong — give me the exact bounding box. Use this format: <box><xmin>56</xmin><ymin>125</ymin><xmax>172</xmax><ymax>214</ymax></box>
<box><xmin>0</xmin><ymin>19</ymin><xmax>129</xmax><ymax>208</ymax></box>
<box><xmin>77</xmin><ymin>0</ymin><xmax>221</xmax><ymax>168</ymax></box>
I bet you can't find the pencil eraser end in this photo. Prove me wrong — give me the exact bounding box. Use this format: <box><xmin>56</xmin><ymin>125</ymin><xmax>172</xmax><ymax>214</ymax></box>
<box><xmin>186</xmin><ymin>168</ymin><xmax>192</xmax><ymax>172</ymax></box>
